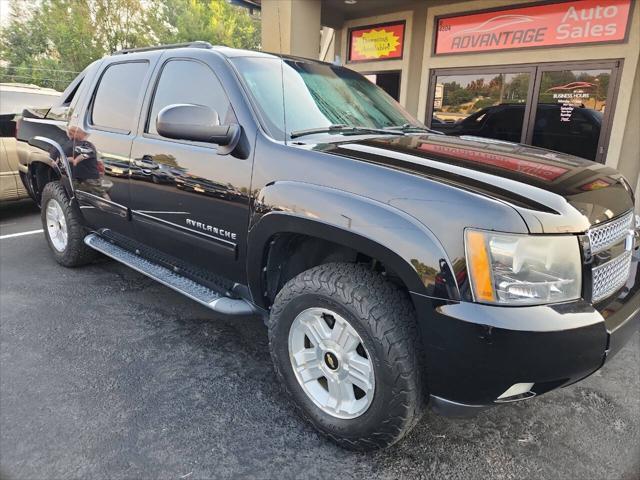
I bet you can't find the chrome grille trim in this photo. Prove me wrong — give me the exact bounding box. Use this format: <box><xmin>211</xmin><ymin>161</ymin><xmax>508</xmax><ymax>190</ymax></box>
<box><xmin>588</xmin><ymin>211</ymin><xmax>634</xmax><ymax>254</ymax></box>
<box><xmin>591</xmin><ymin>250</ymin><xmax>632</xmax><ymax>303</ymax></box>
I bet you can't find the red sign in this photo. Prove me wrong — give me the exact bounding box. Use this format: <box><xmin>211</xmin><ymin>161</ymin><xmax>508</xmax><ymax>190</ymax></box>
<box><xmin>349</xmin><ymin>22</ymin><xmax>405</xmax><ymax>62</ymax></box>
<box><xmin>435</xmin><ymin>0</ymin><xmax>632</xmax><ymax>55</ymax></box>
<box><xmin>419</xmin><ymin>143</ymin><xmax>568</xmax><ymax>181</ymax></box>
<box><xmin>580</xmin><ymin>178</ymin><xmax>612</xmax><ymax>191</ymax></box>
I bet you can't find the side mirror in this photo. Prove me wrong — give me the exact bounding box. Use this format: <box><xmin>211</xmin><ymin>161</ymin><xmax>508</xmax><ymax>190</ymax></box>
<box><xmin>156</xmin><ymin>104</ymin><xmax>240</xmax><ymax>153</ymax></box>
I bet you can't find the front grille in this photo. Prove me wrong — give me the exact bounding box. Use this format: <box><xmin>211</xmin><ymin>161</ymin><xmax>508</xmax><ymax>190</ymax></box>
<box><xmin>588</xmin><ymin>211</ymin><xmax>634</xmax><ymax>254</ymax></box>
<box><xmin>592</xmin><ymin>250</ymin><xmax>633</xmax><ymax>302</ymax></box>
<box><xmin>588</xmin><ymin>210</ymin><xmax>634</xmax><ymax>303</ymax></box>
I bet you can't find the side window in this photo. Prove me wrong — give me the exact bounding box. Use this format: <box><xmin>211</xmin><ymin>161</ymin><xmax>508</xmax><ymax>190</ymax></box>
<box><xmin>46</xmin><ymin>76</ymin><xmax>84</xmax><ymax>121</ymax></box>
<box><xmin>147</xmin><ymin>60</ymin><xmax>234</xmax><ymax>136</ymax></box>
<box><xmin>91</xmin><ymin>62</ymin><xmax>148</xmax><ymax>133</ymax></box>
<box><xmin>62</xmin><ymin>78</ymin><xmax>83</xmax><ymax>106</ymax></box>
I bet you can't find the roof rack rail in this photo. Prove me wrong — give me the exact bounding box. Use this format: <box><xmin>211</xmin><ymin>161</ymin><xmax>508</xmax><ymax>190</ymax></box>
<box><xmin>113</xmin><ymin>41</ymin><xmax>213</xmax><ymax>55</ymax></box>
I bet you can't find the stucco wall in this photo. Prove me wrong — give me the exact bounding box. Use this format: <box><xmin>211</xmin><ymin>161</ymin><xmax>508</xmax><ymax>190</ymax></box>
<box><xmin>262</xmin><ymin>0</ymin><xmax>321</xmax><ymax>58</ymax></box>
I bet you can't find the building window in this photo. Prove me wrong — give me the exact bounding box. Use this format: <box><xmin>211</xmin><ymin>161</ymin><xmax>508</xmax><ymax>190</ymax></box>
<box><xmin>531</xmin><ymin>68</ymin><xmax>612</xmax><ymax>161</ymax></box>
<box><xmin>426</xmin><ymin>61</ymin><xmax>621</xmax><ymax>163</ymax></box>
<box><xmin>431</xmin><ymin>71</ymin><xmax>531</xmax><ymax>144</ymax></box>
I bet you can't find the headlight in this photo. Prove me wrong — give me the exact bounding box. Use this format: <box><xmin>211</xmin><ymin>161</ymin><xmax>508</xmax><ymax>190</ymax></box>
<box><xmin>465</xmin><ymin>229</ymin><xmax>582</xmax><ymax>305</ymax></box>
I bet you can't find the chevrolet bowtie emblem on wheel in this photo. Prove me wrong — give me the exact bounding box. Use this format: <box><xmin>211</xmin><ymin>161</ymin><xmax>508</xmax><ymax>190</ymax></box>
<box><xmin>324</xmin><ymin>352</ymin><xmax>338</xmax><ymax>370</ymax></box>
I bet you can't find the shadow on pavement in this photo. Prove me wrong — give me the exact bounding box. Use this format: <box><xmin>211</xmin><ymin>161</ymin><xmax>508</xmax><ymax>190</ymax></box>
<box><xmin>0</xmin><ymin>199</ymin><xmax>39</xmax><ymax>222</ymax></box>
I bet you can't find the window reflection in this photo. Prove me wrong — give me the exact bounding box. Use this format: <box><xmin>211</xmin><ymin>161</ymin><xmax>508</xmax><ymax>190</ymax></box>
<box><xmin>430</xmin><ymin>72</ymin><xmax>530</xmax><ymax>143</ymax></box>
<box><xmin>532</xmin><ymin>69</ymin><xmax>610</xmax><ymax>161</ymax></box>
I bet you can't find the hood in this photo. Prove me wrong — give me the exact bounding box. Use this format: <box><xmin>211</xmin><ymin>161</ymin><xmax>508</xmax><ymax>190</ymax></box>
<box><xmin>311</xmin><ymin>134</ymin><xmax>634</xmax><ymax>233</ymax></box>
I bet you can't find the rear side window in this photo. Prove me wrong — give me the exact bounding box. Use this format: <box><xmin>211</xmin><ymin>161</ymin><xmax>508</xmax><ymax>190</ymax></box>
<box><xmin>62</xmin><ymin>77</ymin><xmax>83</xmax><ymax>106</ymax></box>
<box><xmin>147</xmin><ymin>59</ymin><xmax>234</xmax><ymax>135</ymax></box>
<box><xmin>91</xmin><ymin>61</ymin><xmax>148</xmax><ymax>133</ymax></box>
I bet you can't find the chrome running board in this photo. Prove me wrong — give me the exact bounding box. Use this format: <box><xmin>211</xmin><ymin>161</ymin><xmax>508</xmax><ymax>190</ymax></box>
<box><xmin>84</xmin><ymin>233</ymin><xmax>257</xmax><ymax>316</ymax></box>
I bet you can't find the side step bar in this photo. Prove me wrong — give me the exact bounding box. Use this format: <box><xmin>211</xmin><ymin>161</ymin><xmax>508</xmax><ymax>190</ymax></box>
<box><xmin>84</xmin><ymin>233</ymin><xmax>257</xmax><ymax>316</ymax></box>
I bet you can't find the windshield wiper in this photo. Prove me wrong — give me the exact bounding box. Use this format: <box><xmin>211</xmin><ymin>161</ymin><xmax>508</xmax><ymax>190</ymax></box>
<box><xmin>290</xmin><ymin>124</ymin><xmax>404</xmax><ymax>139</ymax></box>
<box><xmin>384</xmin><ymin>123</ymin><xmax>443</xmax><ymax>134</ymax></box>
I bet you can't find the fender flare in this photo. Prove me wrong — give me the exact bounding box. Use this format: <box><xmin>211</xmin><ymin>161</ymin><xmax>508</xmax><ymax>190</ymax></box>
<box><xmin>26</xmin><ymin>136</ymin><xmax>74</xmax><ymax>200</ymax></box>
<box><xmin>247</xmin><ymin>181</ymin><xmax>459</xmax><ymax>308</ymax></box>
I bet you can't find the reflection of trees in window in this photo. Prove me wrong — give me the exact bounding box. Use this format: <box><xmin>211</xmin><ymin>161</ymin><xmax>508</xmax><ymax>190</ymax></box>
<box><xmin>442</xmin><ymin>82</ymin><xmax>473</xmax><ymax>109</ymax></box>
<box><xmin>503</xmin><ymin>73</ymin><xmax>529</xmax><ymax>103</ymax></box>
<box><xmin>438</xmin><ymin>72</ymin><xmax>529</xmax><ymax>115</ymax></box>
<box><xmin>594</xmin><ymin>73</ymin><xmax>609</xmax><ymax>102</ymax></box>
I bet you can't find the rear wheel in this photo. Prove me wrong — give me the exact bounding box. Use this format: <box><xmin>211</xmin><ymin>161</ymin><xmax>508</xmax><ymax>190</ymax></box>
<box><xmin>41</xmin><ymin>181</ymin><xmax>96</xmax><ymax>267</ymax></box>
<box><xmin>268</xmin><ymin>263</ymin><xmax>427</xmax><ymax>450</ymax></box>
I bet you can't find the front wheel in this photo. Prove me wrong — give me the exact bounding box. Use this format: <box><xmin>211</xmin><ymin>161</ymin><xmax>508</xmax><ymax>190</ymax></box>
<box><xmin>41</xmin><ymin>181</ymin><xmax>96</xmax><ymax>267</ymax></box>
<box><xmin>268</xmin><ymin>263</ymin><xmax>427</xmax><ymax>450</ymax></box>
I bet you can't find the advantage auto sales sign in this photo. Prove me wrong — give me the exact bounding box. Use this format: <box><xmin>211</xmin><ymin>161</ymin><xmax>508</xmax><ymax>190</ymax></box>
<box><xmin>434</xmin><ymin>0</ymin><xmax>632</xmax><ymax>55</ymax></box>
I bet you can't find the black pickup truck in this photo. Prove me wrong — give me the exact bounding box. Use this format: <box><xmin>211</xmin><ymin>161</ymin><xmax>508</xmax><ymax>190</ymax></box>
<box><xmin>17</xmin><ymin>42</ymin><xmax>640</xmax><ymax>450</ymax></box>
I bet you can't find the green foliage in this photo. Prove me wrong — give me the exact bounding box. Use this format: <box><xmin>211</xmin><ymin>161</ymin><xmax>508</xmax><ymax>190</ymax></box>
<box><xmin>158</xmin><ymin>0</ymin><xmax>260</xmax><ymax>49</ymax></box>
<box><xmin>0</xmin><ymin>0</ymin><xmax>260</xmax><ymax>91</ymax></box>
<box><xmin>439</xmin><ymin>73</ymin><xmax>531</xmax><ymax>114</ymax></box>
<box><xmin>443</xmin><ymin>84</ymin><xmax>473</xmax><ymax>107</ymax></box>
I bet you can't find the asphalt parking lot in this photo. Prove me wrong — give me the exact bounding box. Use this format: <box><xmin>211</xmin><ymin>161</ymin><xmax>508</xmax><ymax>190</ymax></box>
<box><xmin>1</xmin><ymin>200</ymin><xmax>639</xmax><ymax>480</ymax></box>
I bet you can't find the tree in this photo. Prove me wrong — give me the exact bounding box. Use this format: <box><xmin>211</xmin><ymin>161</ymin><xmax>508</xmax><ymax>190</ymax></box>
<box><xmin>158</xmin><ymin>0</ymin><xmax>260</xmax><ymax>49</ymax></box>
<box><xmin>0</xmin><ymin>0</ymin><xmax>261</xmax><ymax>91</ymax></box>
<box><xmin>0</xmin><ymin>0</ymin><xmax>159</xmax><ymax>89</ymax></box>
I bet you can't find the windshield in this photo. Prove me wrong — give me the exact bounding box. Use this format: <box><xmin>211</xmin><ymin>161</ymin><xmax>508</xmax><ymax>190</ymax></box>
<box><xmin>230</xmin><ymin>57</ymin><xmax>421</xmax><ymax>140</ymax></box>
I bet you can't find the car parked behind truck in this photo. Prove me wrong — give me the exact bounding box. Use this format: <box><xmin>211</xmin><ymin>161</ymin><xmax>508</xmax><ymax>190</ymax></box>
<box><xmin>0</xmin><ymin>83</ymin><xmax>60</xmax><ymax>202</ymax></box>
<box><xmin>17</xmin><ymin>42</ymin><xmax>640</xmax><ymax>450</ymax></box>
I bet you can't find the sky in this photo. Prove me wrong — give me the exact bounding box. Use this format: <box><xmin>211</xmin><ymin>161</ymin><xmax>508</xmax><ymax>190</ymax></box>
<box><xmin>0</xmin><ymin>1</ymin><xmax>12</xmax><ymax>27</ymax></box>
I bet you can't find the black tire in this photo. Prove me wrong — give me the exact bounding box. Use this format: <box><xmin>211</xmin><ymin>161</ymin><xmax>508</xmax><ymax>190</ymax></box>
<box><xmin>41</xmin><ymin>181</ymin><xmax>96</xmax><ymax>267</ymax></box>
<box><xmin>268</xmin><ymin>262</ymin><xmax>427</xmax><ymax>451</ymax></box>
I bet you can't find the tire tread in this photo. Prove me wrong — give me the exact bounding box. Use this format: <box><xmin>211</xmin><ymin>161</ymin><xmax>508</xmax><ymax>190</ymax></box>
<box><xmin>268</xmin><ymin>262</ymin><xmax>427</xmax><ymax>451</ymax></box>
<box><xmin>41</xmin><ymin>181</ymin><xmax>96</xmax><ymax>267</ymax></box>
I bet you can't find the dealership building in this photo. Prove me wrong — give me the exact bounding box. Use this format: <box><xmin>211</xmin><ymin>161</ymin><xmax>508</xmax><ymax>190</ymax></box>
<box><xmin>253</xmin><ymin>0</ymin><xmax>640</xmax><ymax>199</ymax></box>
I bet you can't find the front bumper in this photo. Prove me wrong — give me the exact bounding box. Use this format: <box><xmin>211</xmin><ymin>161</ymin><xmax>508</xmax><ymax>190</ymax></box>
<box><xmin>412</xmin><ymin>262</ymin><xmax>640</xmax><ymax>415</ymax></box>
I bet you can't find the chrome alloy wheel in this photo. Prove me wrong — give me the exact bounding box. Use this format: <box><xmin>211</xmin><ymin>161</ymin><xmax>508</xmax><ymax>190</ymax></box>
<box><xmin>45</xmin><ymin>199</ymin><xmax>68</xmax><ymax>252</ymax></box>
<box><xmin>288</xmin><ymin>307</ymin><xmax>375</xmax><ymax>419</ymax></box>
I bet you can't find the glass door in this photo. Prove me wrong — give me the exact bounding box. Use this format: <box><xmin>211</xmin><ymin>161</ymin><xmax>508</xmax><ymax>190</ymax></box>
<box><xmin>428</xmin><ymin>69</ymin><xmax>534</xmax><ymax>144</ymax></box>
<box><xmin>526</xmin><ymin>62</ymin><xmax>620</xmax><ymax>162</ymax></box>
<box><xmin>426</xmin><ymin>61</ymin><xmax>621</xmax><ymax>163</ymax></box>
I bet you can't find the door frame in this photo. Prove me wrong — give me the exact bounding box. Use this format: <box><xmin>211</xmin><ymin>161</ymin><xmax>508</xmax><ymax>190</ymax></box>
<box><xmin>361</xmin><ymin>69</ymin><xmax>403</xmax><ymax>101</ymax></box>
<box><xmin>523</xmin><ymin>59</ymin><xmax>623</xmax><ymax>164</ymax></box>
<box><xmin>425</xmin><ymin>59</ymin><xmax>623</xmax><ymax>163</ymax></box>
